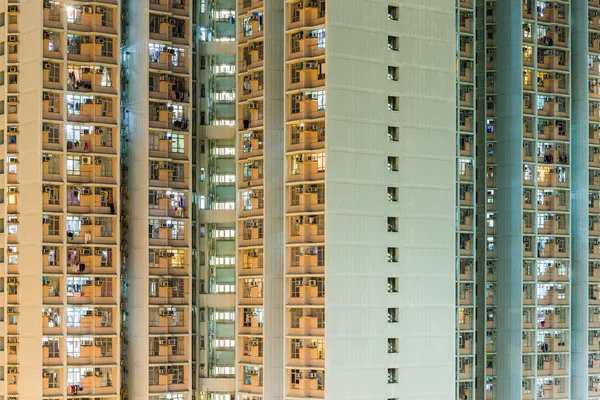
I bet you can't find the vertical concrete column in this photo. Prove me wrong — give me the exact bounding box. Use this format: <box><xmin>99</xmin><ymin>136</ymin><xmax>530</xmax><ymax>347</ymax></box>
<box><xmin>570</xmin><ymin>2</ymin><xmax>590</xmax><ymax>399</ymax></box>
<box><xmin>494</xmin><ymin>0</ymin><xmax>524</xmax><ymax>397</ymax></box>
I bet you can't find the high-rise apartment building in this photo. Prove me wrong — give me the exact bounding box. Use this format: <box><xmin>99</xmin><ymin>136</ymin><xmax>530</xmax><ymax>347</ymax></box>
<box><xmin>235</xmin><ymin>0</ymin><xmax>456</xmax><ymax>399</ymax></box>
<box><xmin>20</xmin><ymin>0</ymin><xmax>600</xmax><ymax>400</ymax></box>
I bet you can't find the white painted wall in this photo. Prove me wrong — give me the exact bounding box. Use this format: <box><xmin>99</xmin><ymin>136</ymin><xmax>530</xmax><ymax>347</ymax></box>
<box><xmin>324</xmin><ymin>0</ymin><xmax>456</xmax><ymax>398</ymax></box>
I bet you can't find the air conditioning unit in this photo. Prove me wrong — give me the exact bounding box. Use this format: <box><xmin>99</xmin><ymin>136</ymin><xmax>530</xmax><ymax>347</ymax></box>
<box><xmin>307</xmin><ymin>372</ymin><xmax>317</xmax><ymax>379</ymax></box>
<box><xmin>7</xmin><ymin>307</ymin><xmax>18</xmax><ymax>313</ymax></box>
<box><xmin>43</xmin><ymin>31</ymin><xmax>52</xmax><ymax>40</ymax></box>
<box><xmin>82</xmin><ymin>156</ymin><xmax>92</xmax><ymax>165</ymax></box>
<box><xmin>7</xmin><ymin>367</ymin><xmax>18</xmax><ymax>374</ymax></box>
<box><xmin>159</xmin><ymin>368</ymin><xmax>168</xmax><ymax>375</ymax></box>
<box><xmin>43</xmin><ymin>280</ymin><xmax>51</xmax><ymax>286</ymax></box>
<box><xmin>168</xmin><ymin>18</ymin><xmax>177</xmax><ymax>25</ymax></box>
<box><xmin>83</xmin><ymin>6</ymin><xmax>94</xmax><ymax>13</ymax></box>
<box><xmin>7</xmin><ymin>277</ymin><xmax>18</xmax><ymax>284</ymax></box>
<box><xmin>42</xmin><ymin>247</ymin><xmax>50</xmax><ymax>254</ymax></box>
<box><xmin>305</xmin><ymin>217</ymin><xmax>316</xmax><ymax>224</ymax></box>
<box><xmin>96</xmin><ymin>37</ymin><xmax>106</xmax><ymax>44</ymax></box>
<box><xmin>292</xmin><ymin>32</ymin><xmax>304</xmax><ymax>41</ymax></box>
<box><xmin>43</xmin><ymin>93</ymin><xmax>51</xmax><ymax>101</ymax></box>
<box><xmin>295</xmin><ymin>372</ymin><xmax>303</xmax><ymax>379</ymax></box>
<box><xmin>293</xmin><ymin>94</ymin><xmax>304</xmax><ymax>101</ymax></box>
<box><xmin>7</xmin><ymin>156</ymin><xmax>18</xmax><ymax>163</ymax></box>
<box><xmin>96</xmin><ymin>6</ymin><xmax>106</xmax><ymax>13</ymax></box>
<box><xmin>43</xmin><ymin>371</ymin><xmax>53</xmax><ymax>378</ymax></box>
<box><xmin>7</xmin><ymin>96</ymin><xmax>18</xmax><ymax>103</ymax></box>
<box><xmin>83</xmin><ymin>310</ymin><xmax>93</xmax><ymax>316</ymax></box>
<box><xmin>8</xmin><ymin>35</ymin><xmax>18</xmax><ymax>43</ymax></box>
<box><xmin>168</xmin><ymin>338</ymin><xmax>176</xmax><ymax>345</ymax></box>
<box><xmin>306</xmin><ymin>186</ymin><xmax>318</xmax><ymax>194</ymax></box>
<box><xmin>249</xmin><ymin>102</ymin><xmax>260</xmax><ymax>110</ymax></box>
<box><xmin>8</xmin><ymin>187</ymin><xmax>18</xmax><ymax>193</ymax></box>
<box><xmin>160</xmin><ymin>74</ymin><xmax>170</xmax><ymax>82</ymax></box>
<box><xmin>95</xmin><ymin>127</ymin><xmax>104</xmax><ymax>135</ymax></box>
<box><xmin>248</xmin><ymin>251</ymin><xmax>259</xmax><ymax>258</ymax></box>
<box><xmin>95</xmin><ymin>369</ymin><xmax>103</xmax><ymax>377</ymax></box>
<box><xmin>7</xmin><ymin>5</ymin><xmax>19</xmax><ymax>12</ymax></box>
<box><xmin>81</xmin><ymin>248</ymin><xmax>92</xmax><ymax>256</ymax></box>
<box><xmin>95</xmin><ymin>158</ymin><xmax>104</xmax><ymax>165</ymax></box>
<box><xmin>8</xmin><ymin>66</ymin><xmax>18</xmax><ymax>73</ymax></box>
<box><xmin>95</xmin><ymin>310</ymin><xmax>104</xmax><ymax>316</ymax></box>
<box><xmin>307</xmin><ymin>279</ymin><xmax>318</xmax><ymax>287</ymax></box>
<box><xmin>94</xmin><ymin>249</ymin><xmax>105</xmax><ymax>256</ymax></box>
<box><xmin>160</xmin><ymin>221</ymin><xmax>172</xmax><ymax>228</ymax></box>
<box><xmin>160</xmin><ymin>281</ymin><xmax>170</xmax><ymax>287</ymax></box>
<box><xmin>294</xmin><ymin>2</ymin><xmax>304</xmax><ymax>9</ymax></box>
<box><xmin>7</xmin><ymin>337</ymin><xmax>18</xmax><ymax>344</ymax></box>
<box><xmin>82</xmin><ymin>187</ymin><xmax>92</xmax><ymax>195</ymax></box>
<box><xmin>295</xmin><ymin>187</ymin><xmax>304</xmax><ymax>194</ymax></box>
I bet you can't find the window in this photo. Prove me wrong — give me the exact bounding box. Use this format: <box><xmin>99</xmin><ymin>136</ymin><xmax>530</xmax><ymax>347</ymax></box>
<box><xmin>388</xmin><ymin>308</ymin><xmax>398</xmax><ymax>323</ymax></box>
<box><xmin>149</xmin><ymin>73</ymin><xmax>160</xmax><ymax>92</ymax></box>
<box><xmin>388</xmin><ymin>66</ymin><xmax>399</xmax><ymax>81</ymax></box>
<box><xmin>291</xmin><ymin>62</ymin><xmax>302</xmax><ymax>83</ymax></box>
<box><xmin>66</xmin><ymin>156</ymin><xmax>81</xmax><ymax>176</ymax></box>
<box><xmin>387</xmin><ymin>247</ymin><xmax>398</xmax><ymax>262</ymax></box>
<box><xmin>388</xmin><ymin>96</ymin><xmax>399</xmax><ymax>111</ymax></box>
<box><xmin>388</xmin><ymin>187</ymin><xmax>398</xmax><ymax>202</ymax></box>
<box><xmin>388</xmin><ymin>277</ymin><xmax>399</xmax><ymax>292</ymax></box>
<box><xmin>290</xmin><ymin>278</ymin><xmax>303</xmax><ymax>298</ymax></box>
<box><xmin>388</xmin><ymin>126</ymin><xmax>399</xmax><ymax>142</ymax></box>
<box><xmin>388</xmin><ymin>338</ymin><xmax>398</xmax><ymax>353</ymax></box>
<box><xmin>388</xmin><ymin>5</ymin><xmax>399</xmax><ymax>20</ymax></box>
<box><xmin>101</xmin><ymin>38</ymin><xmax>113</xmax><ymax>57</ymax></box>
<box><xmin>149</xmin><ymin>366</ymin><xmax>160</xmax><ymax>385</ymax></box>
<box><xmin>388</xmin><ymin>36</ymin><xmax>399</xmax><ymax>51</ymax></box>
<box><xmin>387</xmin><ymin>217</ymin><xmax>398</xmax><ymax>233</ymax></box>
<box><xmin>388</xmin><ymin>368</ymin><xmax>398</xmax><ymax>383</ymax></box>
<box><xmin>387</xmin><ymin>156</ymin><xmax>399</xmax><ymax>171</ymax></box>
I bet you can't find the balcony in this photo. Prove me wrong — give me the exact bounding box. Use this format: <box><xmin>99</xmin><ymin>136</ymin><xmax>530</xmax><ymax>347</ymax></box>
<box><xmin>149</xmin><ymin>250</ymin><xmax>189</xmax><ymax>277</ymax></box>
<box><xmin>287</xmin><ymin>1</ymin><xmax>325</xmax><ymax>30</ymax></box>
<box><xmin>238</xmin><ymin>219</ymin><xmax>264</xmax><ymax>248</ymax></box>
<box><xmin>238</xmin><ymin>21</ymin><xmax>264</xmax><ymax>46</ymax></box>
<box><xmin>66</xmin><ymin>98</ymin><xmax>117</xmax><ymax>125</ymax></box>
<box><xmin>149</xmin><ymin>368</ymin><xmax>188</xmax><ymax>394</ymax></box>
<box><xmin>537</xmin><ymin>356</ymin><xmax>568</xmax><ymax>377</ymax></box>
<box><xmin>66</xmin><ymin>186</ymin><xmax>117</xmax><ymax>215</ymax></box>
<box><xmin>288</xmin><ymin>185</ymin><xmax>324</xmax><ymax>214</ymax></box>
<box><xmin>238</xmin><ymin>131</ymin><xmax>264</xmax><ymax>162</ymax></box>
<box><xmin>238</xmin><ymin>0</ymin><xmax>264</xmax><ymax>14</ymax></box>
<box><xmin>459</xmin><ymin>308</ymin><xmax>473</xmax><ymax>330</ymax></box>
<box><xmin>239</xmin><ymin>104</ymin><xmax>264</xmax><ymax>130</ymax></box>
<box><xmin>286</xmin><ymin>370</ymin><xmax>325</xmax><ymax>399</ymax></box>
<box><xmin>288</xmin><ymin>97</ymin><xmax>325</xmax><ymax>122</ymax></box>
<box><xmin>149</xmin><ymin>162</ymin><xmax>190</xmax><ymax>190</ymax></box>
<box><xmin>239</xmin><ymin>250</ymin><xmax>263</xmax><ymax>277</ymax></box>
<box><xmin>239</xmin><ymin>367</ymin><xmax>264</xmax><ymax>396</ymax></box>
<box><xmin>66</xmin><ymin>308</ymin><xmax>117</xmax><ymax>335</ymax></box>
<box><xmin>66</xmin><ymin>338</ymin><xmax>117</xmax><ymax>366</ymax></box>
<box><xmin>287</xmin><ymin>65</ymin><xmax>325</xmax><ymax>92</ymax></box>
<box><xmin>65</xmin><ymin>246</ymin><xmax>117</xmax><ymax>276</ymax></box>
<box><xmin>239</xmin><ymin>75</ymin><xmax>264</xmax><ymax>102</ymax></box>
<box><xmin>148</xmin><ymin>338</ymin><xmax>188</xmax><ymax>364</ymax></box>
<box><xmin>537</xmin><ymin>216</ymin><xmax>568</xmax><ymax>235</ymax></box>
<box><xmin>287</xmin><ymin>41</ymin><xmax>325</xmax><ymax>62</ymax></box>
<box><xmin>287</xmin><ymin>308</ymin><xmax>324</xmax><ymax>337</ymax></box>
<box><xmin>287</xmin><ymin>216</ymin><xmax>324</xmax><ymax>245</ymax></box>
<box><xmin>287</xmin><ymin>124</ymin><xmax>325</xmax><ymax>153</ymax></box>
<box><xmin>148</xmin><ymin>192</ymin><xmax>188</xmax><ymax>218</ymax></box>
<box><xmin>66</xmin><ymin>278</ymin><xmax>117</xmax><ymax>306</ymax></box>
<box><xmin>148</xmin><ymin>46</ymin><xmax>189</xmax><ymax>74</ymax></box>
<box><xmin>149</xmin><ymin>308</ymin><xmax>188</xmax><ymax>335</ymax></box>
<box><xmin>287</xmin><ymin>279</ymin><xmax>324</xmax><ymax>306</ymax></box>
<box><xmin>288</xmin><ymin>155</ymin><xmax>325</xmax><ymax>183</ymax></box>
<box><xmin>239</xmin><ymin>280</ymin><xmax>264</xmax><ymax>306</ymax></box>
<box><xmin>148</xmin><ymin>222</ymin><xmax>189</xmax><ymax>248</ymax></box>
<box><xmin>149</xmin><ymin>279</ymin><xmax>189</xmax><ymax>305</ymax></box>
<box><xmin>67</xmin><ymin>37</ymin><xmax>118</xmax><ymax>65</ymax></box>
<box><xmin>66</xmin><ymin>218</ymin><xmax>118</xmax><ymax>246</ymax></box>
<box><xmin>65</xmin><ymin>367</ymin><xmax>118</xmax><ymax>396</ymax></box>
<box><xmin>239</xmin><ymin>308</ymin><xmax>264</xmax><ymax>336</ymax></box>
<box><xmin>66</xmin><ymin>9</ymin><xmax>118</xmax><ymax>35</ymax></box>
<box><xmin>67</xmin><ymin>71</ymin><xmax>118</xmax><ymax>97</ymax></box>
<box><xmin>537</xmin><ymin>262</ymin><xmax>568</xmax><ymax>282</ymax></box>
<box><xmin>538</xmin><ymin>49</ymin><xmax>568</xmax><ymax>71</ymax></box>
